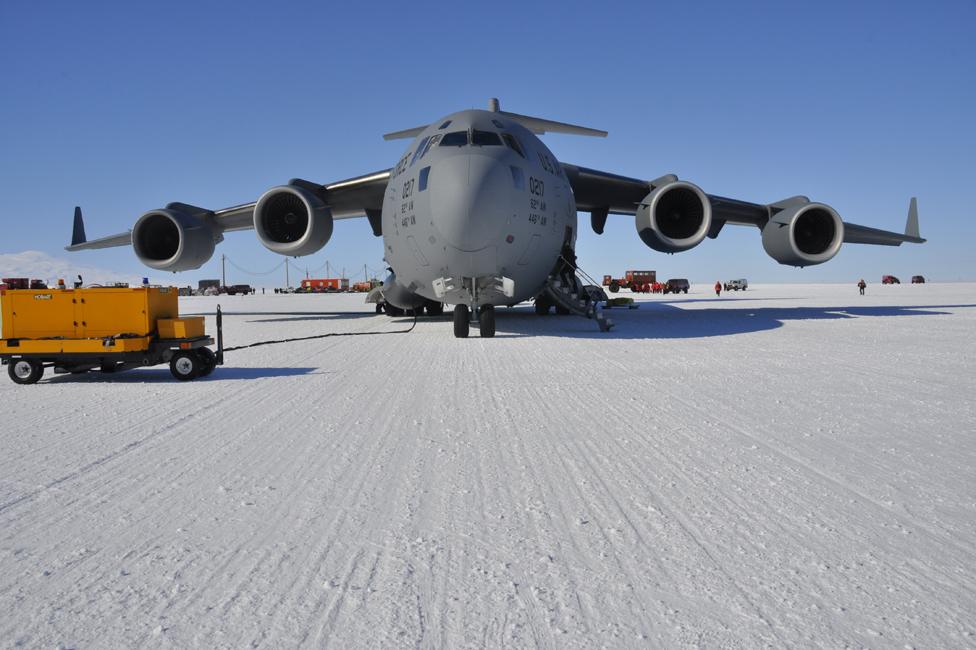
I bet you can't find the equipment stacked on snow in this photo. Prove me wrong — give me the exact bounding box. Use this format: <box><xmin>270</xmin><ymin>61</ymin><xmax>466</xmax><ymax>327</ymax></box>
<box><xmin>0</xmin><ymin>285</ymin><xmax>222</xmax><ymax>384</ymax></box>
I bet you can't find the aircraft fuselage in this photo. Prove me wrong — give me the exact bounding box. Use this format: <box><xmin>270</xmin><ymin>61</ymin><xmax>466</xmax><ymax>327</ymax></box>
<box><xmin>381</xmin><ymin>110</ymin><xmax>576</xmax><ymax>309</ymax></box>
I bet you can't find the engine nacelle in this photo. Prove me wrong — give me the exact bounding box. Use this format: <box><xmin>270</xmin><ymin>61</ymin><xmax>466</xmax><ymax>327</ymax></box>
<box><xmin>762</xmin><ymin>202</ymin><xmax>844</xmax><ymax>267</ymax></box>
<box><xmin>132</xmin><ymin>209</ymin><xmax>217</xmax><ymax>272</ymax></box>
<box><xmin>254</xmin><ymin>185</ymin><xmax>333</xmax><ymax>256</ymax></box>
<box><xmin>381</xmin><ymin>272</ymin><xmax>426</xmax><ymax>310</ymax></box>
<box><xmin>635</xmin><ymin>181</ymin><xmax>712</xmax><ymax>253</ymax></box>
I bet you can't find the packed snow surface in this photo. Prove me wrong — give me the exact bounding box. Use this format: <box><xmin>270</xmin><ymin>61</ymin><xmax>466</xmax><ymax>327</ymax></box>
<box><xmin>1</xmin><ymin>283</ymin><xmax>974</xmax><ymax>648</ymax></box>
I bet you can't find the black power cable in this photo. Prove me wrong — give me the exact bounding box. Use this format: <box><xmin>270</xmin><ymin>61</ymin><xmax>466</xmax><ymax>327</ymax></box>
<box><xmin>220</xmin><ymin>311</ymin><xmax>418</xmax><ymax>353</ymax></box>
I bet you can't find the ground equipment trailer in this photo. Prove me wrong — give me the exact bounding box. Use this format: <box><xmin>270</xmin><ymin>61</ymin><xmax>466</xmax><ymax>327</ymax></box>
<box><xmin>602</xmin><ymin>270</ymin><xmax>657</xmax><ymax>293</ymax></box>
<box><xmin>0</xmin><ymin>286</ymin><xmax>222</xmax><ymax>384</ymax></box>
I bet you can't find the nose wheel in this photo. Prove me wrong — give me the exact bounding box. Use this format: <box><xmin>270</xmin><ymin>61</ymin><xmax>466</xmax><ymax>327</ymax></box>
<box><xmin>453</xmin><ymin>305</ymin><xmax>470</xmax><ymax>338</ymax></box>
<box><xmin>452</xmin><ymin>304</ymin><xmax>496</xmax><ymax>338</ymax></box>
<box><xmin>478</xmin><ymin>305</ymin><xmax>495</xmax><ymax>338</ymax></box>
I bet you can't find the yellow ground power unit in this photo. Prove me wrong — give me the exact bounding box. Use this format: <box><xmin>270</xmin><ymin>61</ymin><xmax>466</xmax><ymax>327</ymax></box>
<box><xmin>0</xmin><ymin>286</ymin><xmax>223</xmax><ymax>384</ymax></box>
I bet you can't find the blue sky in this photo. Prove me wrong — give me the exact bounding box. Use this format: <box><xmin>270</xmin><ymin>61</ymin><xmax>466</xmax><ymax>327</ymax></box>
<box><xmin>1</xmin><ymin>0</ymin><xmax>973</xmax><ymax>285</ymax></box>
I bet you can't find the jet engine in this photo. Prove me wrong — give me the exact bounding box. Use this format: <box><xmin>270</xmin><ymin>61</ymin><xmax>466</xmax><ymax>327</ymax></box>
<box><xmin>635</xmin><ymin>181</ymin><xmax>712</xmax><ymax>253</ymax></box>
<box><xmin>762</xmin><ymin>202</ymin><xmax>844</xmax><ymax>267</ymax></box>
<box><xmin>254</xmin><ymin>185</ymin><xmax>333</xmax><ymax>256</ymax></box>
<box><xmin>381</xmin><ymin>272</ymin><xmax>426</xmax><ymax>310</ymax></box>
<box><xmin>132</xmin><ymin>209</ymin><xmax>218</xmax><ymax>272</ymax></box>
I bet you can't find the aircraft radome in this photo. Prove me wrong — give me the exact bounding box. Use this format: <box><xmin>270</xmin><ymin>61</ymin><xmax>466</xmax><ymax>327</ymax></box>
<box><xmin>68</xmin><ymin>98</ymin><xmax>925</xmax><ymax>338</ymax></box>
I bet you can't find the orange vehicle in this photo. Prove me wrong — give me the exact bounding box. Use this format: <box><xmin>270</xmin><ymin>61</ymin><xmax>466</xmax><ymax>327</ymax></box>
<box><xmin>301</xmin><ymin>278</ymin><xmax>350</xmax><ymax>292</ymax></box>
<box><xmin>602</xmin><ymin>270</ymin><xmax>656</xmax><ymax>293</ymax></box>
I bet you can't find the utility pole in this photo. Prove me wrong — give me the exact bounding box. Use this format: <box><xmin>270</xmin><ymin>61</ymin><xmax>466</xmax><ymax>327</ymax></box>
<box><xmin>285</xmin><ymin>258</ymin><xmax>290</xmax><ymax>288</ymax></box>
<box><xmin>363</xmin><ymin>264</ymin><xmax>367</xmax><ymax>282</ymax></box>
<box><xmin>221</xmin><ymin>254</ymin><xmax>226</xmax><ymax>287</ymax></box>
<box><xmin>326</xmin><ymin>261</ymin><xmax>330</xmax><ymax>279</ymax></box>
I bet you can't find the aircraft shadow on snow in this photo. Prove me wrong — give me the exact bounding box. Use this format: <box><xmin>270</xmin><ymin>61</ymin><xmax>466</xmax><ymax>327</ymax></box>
<box><xmin>465</xmin><ymin>301</ymin><xmax>976</xmax><ymax>340</ymax></box>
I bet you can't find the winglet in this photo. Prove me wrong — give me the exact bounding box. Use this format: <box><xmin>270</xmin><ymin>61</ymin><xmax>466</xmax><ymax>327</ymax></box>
<box><xmin>71</xmin><ymin>206</ymin><xmax>87</xmax><ymax>246</ymax></box>
<box><xmin>905</xmin><ymin>197</ymin><xmax>920</xmax><ymax>239</ymax></box>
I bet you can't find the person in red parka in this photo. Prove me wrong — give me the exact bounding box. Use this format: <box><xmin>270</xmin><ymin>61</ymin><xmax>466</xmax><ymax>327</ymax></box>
<box><xmin>714</xmin><ymin>281</ymin><xmax>722</xmax><ymax>297</ymax></box>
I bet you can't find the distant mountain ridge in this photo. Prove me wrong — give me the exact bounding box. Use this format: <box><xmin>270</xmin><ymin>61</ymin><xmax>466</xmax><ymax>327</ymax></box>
<box><xmin>0</xmin><ymin>250</ymin><xmax>147</xmax><ymax>287</ymax></box>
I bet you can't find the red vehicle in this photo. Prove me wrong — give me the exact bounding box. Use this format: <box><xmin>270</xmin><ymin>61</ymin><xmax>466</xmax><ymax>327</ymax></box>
<box><xmin>1</xmin><ymin>278</ymin><xmax>47</xmax><ymax>290</ymax></box>
<box><xmin>2</xmin><ymin>278</ymin><xmax>29</xmax><ymax>290</ymax></box>
<box><xmin>882</xmin><ymin>275</ymin><xmax>901</xmax><ymax>284</ymax></box>
<box><xmin>602</xmin><ymin>270</ymin><xmax>657</xmax><ymax>293</ymax></box>
<box><xmin>301</xmin><ymin>278</ymin><xmax>349</xmax><ymax>292</ymax></box>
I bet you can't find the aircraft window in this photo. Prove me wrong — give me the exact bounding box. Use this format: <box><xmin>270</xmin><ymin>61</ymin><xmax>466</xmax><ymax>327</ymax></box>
<box><xmin>439</xmin><ymin>120</ymin><xmax>452</xmax><ymax>129</ymax></box>
<box><xmin>410</xmin><ymin>137</ymin><xmax>430</xmax><ymax>166</ymax></box>
<box><xmin>440</xmin><ymin>131</ymin><xmax>468</xmax><ymax>147</ymax></box>
<box><xmin>420</xmin><ymin>134</ymin><xmax>441</xmax><ymax>158</ymax></box>
<box><xmin>510</xmin><ymin>166</ymin><xmax>525</xmax><ymax>190</ymax></box>
<box><xmin>419</xmin><ymin>166</ymin><xmax>430</xmax><ymax>192</ymax></box>
<box><xmin>502</xmin><ymin>133</ymin><xmax>525</xmax><ymax>158</ymax></box>
<box><xmin>492</xmin><ymin>119</ymin><xmax>505</xmax><ymax>129</ymax></box>
<box><xmin>472</xmin><ymin>130</ymin><xmax>502</xmax><ymax>146</ymax></box>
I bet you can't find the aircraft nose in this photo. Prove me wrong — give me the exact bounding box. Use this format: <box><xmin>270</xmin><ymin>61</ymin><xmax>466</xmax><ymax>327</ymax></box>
<box><xmin>429</xmin><ymin>153</ymin><xmax>510</xmax><ymax>251</ymax></box>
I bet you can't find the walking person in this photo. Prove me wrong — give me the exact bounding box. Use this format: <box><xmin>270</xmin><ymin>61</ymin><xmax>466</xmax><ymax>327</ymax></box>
<box><xmin>858</xmin><ymin>278</ymin><xmax>866</xmax><ymax>295</ymax></box>
<box><xmin>714</xmin><ymin>280</ymin><xmax>722</xmax><ymax>297</ymax></box>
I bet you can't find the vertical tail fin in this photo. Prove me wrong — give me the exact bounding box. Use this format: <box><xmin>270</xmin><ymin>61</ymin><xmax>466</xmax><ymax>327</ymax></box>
<box><xmin>71</xmin><ymin>206</ymin><xmax>87</xmax><ymax>246</ymax></box>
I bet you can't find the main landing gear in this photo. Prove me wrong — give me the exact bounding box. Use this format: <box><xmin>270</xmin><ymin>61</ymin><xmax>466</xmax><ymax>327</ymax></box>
<box><xmin>452</xmin><ymin>304</ymin><xmax>495</xmax><ymax>338</ymax></box>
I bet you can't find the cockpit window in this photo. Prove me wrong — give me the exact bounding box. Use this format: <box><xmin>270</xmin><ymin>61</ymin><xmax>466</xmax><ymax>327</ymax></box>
<box><xmin>472</xmin><ymin>130</ymin><xmax>502</xmax><ymax>146</ymax></box>
<box><xmin>491</xmin><ymin>119</ymin><xmax>505</xmax><ymax>129</ymax></box>
<box><xmin>410</xmin><ymin>136</ymin><xmax>430</xmax><ymax>166</ymax></box>
<box><xmin>440</xmin><ymin>131</ymin><xmax>468</xmax><ymax>147</ymax></box>
<box><xmin>439</xmin><ymin>120</ymin><xmax>452</xmax><ymax>130</ymax></box>
<box><xmin>421</xmin><ymin>134</ymin><xmax>441</xmax><ymax>157</ymax></box>
<box><xmin>502</xmin><ymin>133</ymin><xmax>525</xmax><ymax>158</ymax></box>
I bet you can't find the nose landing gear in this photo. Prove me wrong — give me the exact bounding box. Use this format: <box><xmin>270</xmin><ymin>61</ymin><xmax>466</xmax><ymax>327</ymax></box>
<box><xmin>452</xmin><ymin>304</ymin><xmax>495</xmax><ymax>338</ymax></box>
<box><xmin>478</xmin><ymin>305</ymin><xmax>495</xmax><ymax>338</ymax></box>
<box><xmin>453</xmin><ymin>304</ymin><xmax>470</xmax><ymax>338</ymax></box>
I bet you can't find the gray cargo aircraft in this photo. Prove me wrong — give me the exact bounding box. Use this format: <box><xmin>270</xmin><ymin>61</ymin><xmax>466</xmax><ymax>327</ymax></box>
<box><xmin>68</xmin><ymin>99</ymin><xmax>924</xmax><ymax>338</ymax></box>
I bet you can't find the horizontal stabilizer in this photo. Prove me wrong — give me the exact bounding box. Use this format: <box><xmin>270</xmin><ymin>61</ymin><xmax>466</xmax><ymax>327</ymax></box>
<box><xmin>383</xmin><ymin>125</ymin><xmax>427</xmax><ymax>141</ymax></box>
<box><xmin>498</xmin><ymin>110</ymin><xmax>607</xmax><ymax>138</ymax></box>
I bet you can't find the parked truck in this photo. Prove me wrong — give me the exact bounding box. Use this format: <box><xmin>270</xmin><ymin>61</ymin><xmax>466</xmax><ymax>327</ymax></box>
<box><xmin>301</xmin><ymin>278</ymin><xmax>349</xmax><ymax>293</ymax></box>
<box><xmin>602</xmin><ymin>270</ymin><xmax>657</xmax><ymax>293</ymax></box>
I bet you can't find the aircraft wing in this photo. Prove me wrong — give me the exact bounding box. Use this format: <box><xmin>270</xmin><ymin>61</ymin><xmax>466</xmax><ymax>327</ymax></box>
<box><xmin>561</xmin><ymin>163</ymin><xmax>925</xmax><ymax>246</ymax></box>
<box><xmin>66</xmin><ymin>169</ymin><xmax>392</xmax><ymax>251</ymax></box>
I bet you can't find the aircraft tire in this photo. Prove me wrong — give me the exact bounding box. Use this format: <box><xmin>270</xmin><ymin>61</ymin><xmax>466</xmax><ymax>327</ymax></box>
<box><xmin>425</xmin><ymin>301</ymin><xmax>445</xmax><ymax>316</ymax></box>
<box><xmin>453</xmin><ymin>305</ymin><xmax>470</xmax><ymax>338</ymax></box>
<box><xmin>479</xmin><ymin>305</ymin><xmax>496</xmax><ymax>338</ymax></box>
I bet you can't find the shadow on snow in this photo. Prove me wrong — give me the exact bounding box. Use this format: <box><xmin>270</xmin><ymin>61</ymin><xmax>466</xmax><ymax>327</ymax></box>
<box><xmin>487</xmin><ymin>302</ymin><xmax>976</xmax><ymax>339</ymax></box>
<box><xmin>44</xmin><ymin>366</ymin><xmax>323</xmax><ymax>384</ymax></box>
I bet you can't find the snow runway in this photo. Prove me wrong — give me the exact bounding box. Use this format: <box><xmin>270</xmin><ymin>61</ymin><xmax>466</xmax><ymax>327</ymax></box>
<box><xmin>2</xmin><ymin>284</ymin><xmax>974</xmax><ymax>647</ymax></box>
